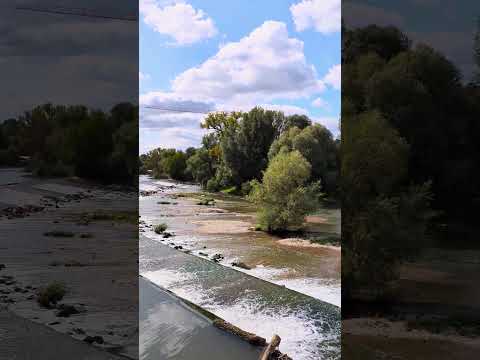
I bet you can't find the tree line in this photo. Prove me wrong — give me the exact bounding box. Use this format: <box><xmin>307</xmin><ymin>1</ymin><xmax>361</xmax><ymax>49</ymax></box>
<box><xmin>139</xmin><ymin>107</ymin><xmax>339</xmax><ymax>232</ymax></box>
<box><xmin>0</xmin><ymin>102</ymin><xmax>138</xmax><ymax>185</ymax></box>
<box><xmin>342</xmin><ymin>24</ymin><xmax>480</xmax><ymax>301</ymax></box>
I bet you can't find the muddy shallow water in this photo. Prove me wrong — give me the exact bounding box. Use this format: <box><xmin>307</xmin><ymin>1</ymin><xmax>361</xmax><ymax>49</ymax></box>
<box><xmin>139</xmin><ymin>175</ymin><xmax>341</xmax><ymax>360</ymax></box>
<box><xmin>139</xmin><ymin>175</ymin><xmax>341</xmax><ymax>306</ymax></box>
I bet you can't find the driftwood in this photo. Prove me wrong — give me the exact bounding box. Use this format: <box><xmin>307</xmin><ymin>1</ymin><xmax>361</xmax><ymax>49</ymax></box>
<box><xmin>212</xmin><ymin>319</ymin><xmax>266</xmax><ymax>346</ymax></box>
<box><xmin>260</xmin><ymin>335</ymin><xmax>281</xmax><ymax>360</ymax></box>
<box><xmin>259</xmin><ymin>335</ymin><xmax>292</xmax><ymax>360</ymax></box>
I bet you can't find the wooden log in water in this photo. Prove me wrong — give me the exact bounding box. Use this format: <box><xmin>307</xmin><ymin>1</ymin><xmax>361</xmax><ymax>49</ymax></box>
<box><xmin>259</xmin><ymin>334</ymin><xmax>281</xmax><ymax>360</ymax></box>
<box><xmin>212</xmin><ymin>319</ymin><xmax>266</xmax><ymax>346</ymax></box>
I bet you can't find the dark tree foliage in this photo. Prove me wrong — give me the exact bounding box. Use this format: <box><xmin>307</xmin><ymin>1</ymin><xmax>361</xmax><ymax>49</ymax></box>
<box><xmin>139</xmin><ymin>148</ymin><xmax>194</xmax><ymax>181</ymax></box>
<box><xmin>220</xmin><ymin>107</ymin><xmax>278</xmax><ymax>185</ymax></box>
<box><xmin>0</xmin><ymin>103</ymin><xmax>138</xmax><ymax>185</ymax></box>
<box><xmin>275</xmin><ymin>114</ymin><xmax>312</xmax><ymax>134</ymax></box>
<box><xmin>141</xmin><ymin>107</ymin><xmax>340</xmax><ymax>202</ymax></box>
<box><xmin>269</xmin><ymin>124</ymin><xmax>338</xmax><ymax>192</ymax></box>
<box><xmin>342</xmin><ymin>25</ymin><xmax>410</xmax><ymax>64</ymax></box>
<box><xmin>344</xmin><ymin>25</ymin><xmax>480</xmax><ymax>219</ymax></box>
<box><xmin>343</xmin><ymin>24</ymin><xmax>480</xmax><ymax>301</ymax></box>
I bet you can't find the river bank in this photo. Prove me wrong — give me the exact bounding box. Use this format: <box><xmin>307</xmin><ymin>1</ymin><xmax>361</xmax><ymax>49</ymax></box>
<box><xmin>0</xmin><ymin>168</ymin><xmax>138</xmax><ymax>358</ymax></box>
<box><xmin>140</xmin><ymin>235</ymin><xmax>340</xmax><ymax>360</ymax></box>
<box><xmin>139</xmin><ymin>175</ymin><xmax>341</xmax><ymax>307</ymax></box>
<box><xmin>342</xmin><ymin>244</ymin><xmax>480</xmax><ymax>359</ymax></box>
<box><xmin>139</xmin><ymin>175</ymin><xmax>341</xmax><ymax>359</ymax></box>
<box><xmin>1</xmin><ymin>308</ymin><xmax>125</xmax><ymax>360</ymax></box>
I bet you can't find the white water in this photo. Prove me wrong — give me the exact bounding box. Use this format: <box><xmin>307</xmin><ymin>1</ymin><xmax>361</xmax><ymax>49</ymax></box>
<box><xmin>139</xmin><ymin>176</ymin><xmax>340</xmax><ymax>359</ymax></box>
<box><xmin>143</xmin><ymin>268</ymin><xmax>337</xmax><ymax>360</ymax></box>
<box><xmin>141</xmin><ymin>212</ymin><xmax>341</xmax><ymax>307</ymax></box>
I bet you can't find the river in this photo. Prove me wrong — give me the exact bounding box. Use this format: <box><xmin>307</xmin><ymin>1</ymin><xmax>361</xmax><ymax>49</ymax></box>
<box><xmin>139</xmin><ymin>175</ymin><xmax>341</xmax><ymax>360</ymax></box>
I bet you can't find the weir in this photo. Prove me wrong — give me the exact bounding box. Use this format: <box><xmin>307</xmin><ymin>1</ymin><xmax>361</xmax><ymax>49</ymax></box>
<box><xmin>140</xmin><ymin>236</ymin><xmax>340</xmax><ymax>360</ymax></box>
<box><xmin>140</xmin><ymin>276</ymin><xmax>263</xmax><ymax>360</ymax></box>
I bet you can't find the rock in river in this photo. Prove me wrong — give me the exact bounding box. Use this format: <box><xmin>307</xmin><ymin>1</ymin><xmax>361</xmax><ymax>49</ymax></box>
<box><xmin>231</xmin><ymin>262</ymin><xmax>252</xmax><ymax>270</ymax></box>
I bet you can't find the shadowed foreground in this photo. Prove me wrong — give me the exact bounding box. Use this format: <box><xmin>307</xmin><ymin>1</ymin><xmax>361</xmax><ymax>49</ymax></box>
<box><xmin>140</xmin><ymin>276</ymin><xmax>262</xmax><ymax>360</ymax></box>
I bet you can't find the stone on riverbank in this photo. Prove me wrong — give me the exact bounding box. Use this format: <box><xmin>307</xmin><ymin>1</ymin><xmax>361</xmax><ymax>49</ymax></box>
<box><xmin>231</xmin><ymin>262</ymin><xmax>252</xmax><ymax>270</ymax></box>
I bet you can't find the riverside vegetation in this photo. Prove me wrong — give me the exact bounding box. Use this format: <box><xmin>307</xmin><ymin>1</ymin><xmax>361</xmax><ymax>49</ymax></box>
<box><xmin>139</xmin><ymin>107</ymin><xmax>339</xmax><ymax>233</ymax></box>
<box><xmin>0</xmin><ymin>102</ymin><xmax>138</xmax><ymax>185</ymax></box>
<box><xmin>342</xmin><ymin>23</ymin><xmax>480</xmax><ymax>303</ymax></box>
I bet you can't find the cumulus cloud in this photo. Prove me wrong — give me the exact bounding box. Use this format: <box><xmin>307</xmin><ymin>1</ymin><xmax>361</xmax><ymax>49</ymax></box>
<box><xmin>1</xmin><ymin>1</ymin><xmax>137</xmax><ymax>120</ymax></box>
<box><xmin>323</xmin><ymin>64</ymin><xmax>341</xmax><ymax>90</ymax></box>
<box><xmin>171</xmin><ymin>21</ymin><xmax>324</xmax><ymax>103</ymax></box>
<box><xmin>290</xmin><ymin>0</ymin><xmax>341</xmax><ymax>34</ymax></box>
<box><xmin>140</xmin><ymin>21</ymin><xmax>339</xmax><ymax>150</ymax></box>
<box><xmin>140</xmin><ymin>0</ymin><xmax>217</xmax><ymax>45</ymax></box>
<box><xmin>140</xmin><ymin>111</ymin><xmax>203</xmax><ymax>129</ymax></box>
<box><xmin>311</xmin><ymin>97</ymin><xmax>328</xmax><ymax>108</ymax></box>
<box><xmin>139</xmin><ymin>91</ymin><xmax>210</xmax><ymax>150</ymax></box>
<box><xmin>257</xmin><ymin>104</ymin><xmax>309</xmax><ymax>115</ymax></box>
<box><xmin>140</xmin><ymin>126</ymin><xmax>206</xmax><ymax>153</ymax></box>
<box><xmin>140</xmin><ymin>91</ymin><xmax>215</xmax><ymax>113</ymax></box>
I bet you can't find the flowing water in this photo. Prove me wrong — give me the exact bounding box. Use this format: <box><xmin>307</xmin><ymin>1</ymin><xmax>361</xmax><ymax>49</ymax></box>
<box><xmin>139</xmin><ymin>175</ymin><xmax>341</xmax><ymax>359</ymax></box>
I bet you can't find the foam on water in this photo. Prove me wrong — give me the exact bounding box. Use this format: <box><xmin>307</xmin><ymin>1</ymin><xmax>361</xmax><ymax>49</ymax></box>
<box><xmin>274</xmin><ymin>278</ymin><xmax>341</xmax><ymax>308</ymax></box>
<box><xmin>141</xmin><ymin>211</ymin><xmax>340</xmax><ymax>307</ymax></box>
<box><xmin>143</xmin><ymin>268</ymin><xmax>337</xmax><ymax>360</ymax></box>
<box><xmin>227</xmin><ymin>262</ymin><xmax>341</xmax><ymax>307</ymax></box>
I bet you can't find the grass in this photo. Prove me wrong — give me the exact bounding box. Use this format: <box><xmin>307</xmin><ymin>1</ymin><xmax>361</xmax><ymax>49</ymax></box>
<box><xmin>81</xmin><ymin>210</ymin><xmax>137</xmax><ymax>224</ymax></box>
<box><xmin>220</xmin><ymin>186</ymin><xmax>239</xmax><ymax>195</ymax></box>
<box><xmin>407</xmin><ymin>316</ymin><xmax>480</xmax><ymax>337</ymax></box>
<box><xmin>196</xmin><ymin>197</ymin><xmax>215</xmax><ymax>206</ymax></box>
<box><xmin>43</xmin><ymin>231</ymin><xmax>74</xmax><ymax>238</ymax></box>
<box><xmin>37</xmin><ymin>281</ymin><xmax>66</xmax><ymax>308</ymax></box>
<box><xmin>310</xmin><ymin>235</ymin><xmax>341</xmax><ymax>246</ymax></box>
<box><xmin>154</xmin><ymin>223</ymin><xmax>168</xmax><ymax>234</ymax></box>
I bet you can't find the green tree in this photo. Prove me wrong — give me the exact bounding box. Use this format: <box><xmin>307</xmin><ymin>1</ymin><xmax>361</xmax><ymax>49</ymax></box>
<box><xmin>221</xmin><ymin>107</ymin><xmax>277</xmax><ymax>185</ymax></box>
<box><xmin>269</xmin><ymin>124</ymin><xmax>337</xmax><ymax>191</ymax></box>
<box><xmin>275</xmin><ymin>114</ymin><xmax>312</xmax><ymax>134</ymax></box>
<box><xmin>161</xmin><ymin>151</ymin><xmax>187</xmax><ymax>180</ymax></box>
<box><xmin>186</xmin><ymin>148</ymin><xmax>215</xmax><ymax>187</ymax></box>
<box><xmin>249</xmin><ymin>151</ymin><xmax>320</xmax><ymax>232</ymax></box>
<box><xmin>342</xmin><ymin>110</ymin><xmax>434</xmax><ymax>297</ymax></box>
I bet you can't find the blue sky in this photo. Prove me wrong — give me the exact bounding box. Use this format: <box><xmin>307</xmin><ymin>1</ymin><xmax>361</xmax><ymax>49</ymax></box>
<box><xmin>139</xmin><ymin>0</ymin><xmax>340</xmax><ymax>153</ymax></box>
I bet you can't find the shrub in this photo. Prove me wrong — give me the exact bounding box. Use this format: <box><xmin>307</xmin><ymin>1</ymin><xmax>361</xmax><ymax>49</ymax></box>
<box><xmin>37</xmin><ymin>282</ymin><xmax>66</xmax><ymax>308</ymax></box>
<box><xmin>43</xmin><ymin>231</ymin><xmax>75</xmax><ymax>237</ymax></box>
<box><xmin>206</xmin><ymin>178</ymin><xmax>219</xmax><ymax>192</ymax></box>
<box><xmin>197</xmin><ymin>197</ymin><xmax>215</xmax><ymax>206</ymax></box>
<box><xmin>220</xmin><ymin>186</ymin><xmax>238</xmax><ymax>195</ymax></box>
<box><xmin>240</xmin><ymin>181</ymin><xmax>253</xmax><ymax>196</ymax></box>
<box><xmin>154</xmin><ymin>223</ymin><xmax>168</xmax><ymax>234</ymax></box>
<box><xmin>248</xmin><ymin>151</ymin><xmax>320</xmax><ymax>232</ymax></box>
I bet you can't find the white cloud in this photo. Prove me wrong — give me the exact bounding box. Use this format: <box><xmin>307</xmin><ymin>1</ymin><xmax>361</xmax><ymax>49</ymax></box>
<box><xmin>311</xmin><ymin>97</ymin><xmax>328</xmax><ymax>108</ymax></box>
<box><xmin>140</xmin><ymin>91</ymin><xmax>215</xmax><ymax>112</ymax></box>
<box><xmin>140</xmin><ymin>0</ymin><xmax>217</xmax><ymax>45</ymax></box>
<box><xmin>323</xmin><ymin>64</ymin><xmax>341</xmax><ymax>90</ymax></box>
<box><xmin>172</xmin><ymin>21</ymin><xmax>325</xmax><ymax>103</ymax></box>
<box><xmin>258</xmin><ymin>104</ymin><xmax>309</xmax><ymax>115</ymax></box>
<box><xmin>313</xmin><ymin>116</ymin><xmax>340</xmax><ymax>137</ymax></box>
<box><xmin>139</xmin><ymin>91</ymin><xmax>210</xmax><ymax>150</ymax></box>
<box><xmin>290</xmin><ymin>0</ymin><xmax>341</xmax><ymax>34</ymax></box>
<box><xmin>140</xmin><ymin>126</ymin><xmax>205</xmax><ymax>153</ymax></box>
<box><xmin>139</xmin><ymin>21</ymin><xmax>340</xmax><ymax>150</ymax></box>
<box><xmin>139</xmin><ymin>71</ymin><xmax>150</xmax><ymax>81</ymax></box>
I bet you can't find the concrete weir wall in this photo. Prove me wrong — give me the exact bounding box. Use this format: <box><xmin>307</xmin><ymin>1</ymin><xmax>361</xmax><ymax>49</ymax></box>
<box><xmin>140</xmin><ymin>276</ymin><xmax>263</xmax><ymax>360</ymax></box>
